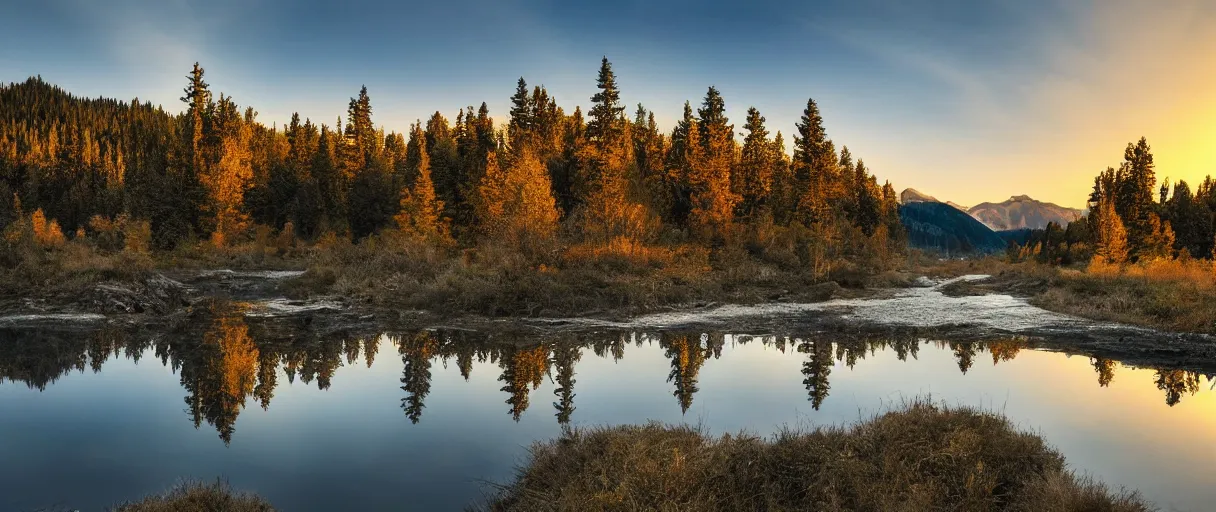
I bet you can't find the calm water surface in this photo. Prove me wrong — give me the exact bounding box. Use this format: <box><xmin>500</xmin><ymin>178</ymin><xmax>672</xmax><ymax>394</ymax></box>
<box><xmin>1</xmin><ymin>313</ymin><xmax>1214</xmax><ymax>511</ymax></box>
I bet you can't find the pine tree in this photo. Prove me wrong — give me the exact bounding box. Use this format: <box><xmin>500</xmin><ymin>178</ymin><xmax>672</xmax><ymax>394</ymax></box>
<box><xmin>688</xmin><ymin>87</ymin><xmax>738</xmax><ymax>241</ymax></box>
<box><xmin>508</xmin><ymin>77</ymin><xmax>534</xmax><ymax>152</ymax></box>
<box><xmin>1116</xmin><ymin>137</ymin><xmax>1157</xmax><ymax>257</ymax></box>
<box><xmin>586</xmin><ymin>57</ymin><xmax>625</xmax><ymax>147</ymax></box>
<box><xmin>792</xmin><ymin>98</ymin><xmax>838</xmax><ymax>226</ymax></box>
<box><xmin>769</xmin><ymin>131</ymin><xmax>795</xmax><ymax>225</ymax></box>
<box><xmin>736</xmin><ymin>107</ymin><xmax>773</xmax><ymax>219</ymax></box>
<box><xmin>395</xmin><ymin>122</ymin><xmax>449</xmax><ymax>245</ymax></box>
<box><xmin>661</xmin><ymin>102</ymin><xmax>698</xmax><ymax>227</ymax></box>
<box><xmin>852</xmin><ymin>158</ymin><xmax>881</xmax><ymax>236</ymax></box>
<box><xmin>575</xmin><ymin>57</ymin><xmax>650</xmax><ymax>244</ymax></box>
<box><xmin>343</xmin><ymin>87</ymin><xmax>395</xmax><ymax>238</ymax></box>
<box><xmin>180</xmin><ymin>63</ymin><xmax>211</xmax><ymax>182</ymax></box>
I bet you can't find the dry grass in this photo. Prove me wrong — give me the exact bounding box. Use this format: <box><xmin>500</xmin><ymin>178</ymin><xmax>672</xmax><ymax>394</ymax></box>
<box><xmin>1034</xmin><ymin>258</ymin><xmax>1216</xmax><ymax>334</ymax></box>
<box><xmin>481</xmin><ymin>400</ymin><xmax>1150</xmax><ymax>512</ymax></box>
<box><xmin>285</xmin><ymin>234</ymin><xmax>861</xmax><ymax>317</ymax></box>
<box><xmin>109</xmin><ymin>480</ymin><xmax>273</xmax><ymax>512</ymax></box>
<box><xmin>0</xmin><ymin>240</ymin><xmax>154</xmax><ymax>298</ymax></box>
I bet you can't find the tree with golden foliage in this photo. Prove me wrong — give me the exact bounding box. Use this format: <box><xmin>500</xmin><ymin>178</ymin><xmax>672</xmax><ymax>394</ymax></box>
<box><xmin>688</xmin><ymin>87</ymin><xmax>739</xmax><ymax>242</ymax></box>
<box><xmin>475</xmin><ymin>149</ymin><xmax>561</xmax><ymax>248</ymax></box>
<box><xmin>30</xmin><ymin>208</ymin><xmax>66</xmax><ymax>247</ymax></box>
<box><xmin>1139</xmin><ymin>213</ymin><xmax>1175</xmax><ymax>261</ymax></box>
<box><xmin>395</xmin><ymin>122</ymin><xmax>451</xmax><ymax>245</ymax></box>
<box><xmin>1092</xmin><ymin>197</ymin><xmax>1128</xmax><ymax>265</ymax></box>
<box><xmin>575</xmin><ymin>57</ymin><xmax>655</xmax><ymax>245</ymax></box>
<box><xmin>202</xmin><ymin>95</ymin><xmax>254</xmax><ymax>247</ymax></box>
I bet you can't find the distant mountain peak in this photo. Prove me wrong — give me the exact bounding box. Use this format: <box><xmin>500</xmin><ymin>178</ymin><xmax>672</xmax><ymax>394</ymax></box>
<box><xmin>900</xmin><ymin>188</ymin><xmax>939</xmax><ymax>204</ymax></box>
<box><xmin>967</xmin><ymin>195</ymin><xmax>1082</xmax><ymax>231</ymax></box>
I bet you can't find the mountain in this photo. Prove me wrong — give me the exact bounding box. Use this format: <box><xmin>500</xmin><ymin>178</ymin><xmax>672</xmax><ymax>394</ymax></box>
<box><xmin>966</xmin><ymin>196</ymin><xmax>1083</xmax><ymax>231</ymax></box>
<box><xmin>899</xmin><ymin>201</ymin><xmax>1008</xmax><ymax>254</ymax></box>
<box><xmin>899</xmin><ymin>188</ymin><xmax>969</xmax><ymax>212</ymax></box>
<box><xmin>900</xmin><ymin>188</ymin><xmax>940</xmax><ymax>204</ymax></box>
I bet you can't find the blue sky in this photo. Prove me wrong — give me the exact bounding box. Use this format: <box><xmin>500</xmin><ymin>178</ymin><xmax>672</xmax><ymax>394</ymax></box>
<box><xmin>3</xmin><ymin>0</ymin><xmax>1215</xmax><ymax>208</ymax></box>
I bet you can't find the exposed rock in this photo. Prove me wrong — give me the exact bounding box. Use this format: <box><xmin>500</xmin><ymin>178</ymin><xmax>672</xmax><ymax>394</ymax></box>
<box><xmin>84</xmin><ymin>274</ymin><xmax>191</xmax><ymax>315</ymax></box>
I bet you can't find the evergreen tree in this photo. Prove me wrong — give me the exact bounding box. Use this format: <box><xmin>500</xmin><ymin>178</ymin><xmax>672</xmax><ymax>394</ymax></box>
<box><xmin>203</xmin><ymin>95</ymin><xmax>254</xmax><ymax>247</ymax></box>
<box><xmin>688</xmin><ymin>87</ymin><xmax>738</xmax><ymax>241</ymax></box>
<box><xmin>399</xmin><ymin>332</ymin><xmax>438</xmax><ymax>424</ymax></box>
<box><xmin>575</xmin><ymin>57</ymin><xmax>650</xmax><ymax>244</ymax></box>
<box><xmin>736</xmin><ymin>107</ymin><xmax>773</xmax><ymax>219</ymax></box>
<box><xmin>475</xmin><ymin>149</ymin><xmax>560</xmax><ymax>248</ymax></box>
<box><xmin>1115</xmin><ymin>137</ymin><xmax>1157</xmax><ymax>257</ymax></box>
<box><xmin>586</xmin><ymin>57</ymin><xmax>625</xmax><ymax>147</ymax></box>
<box><xmin>852</xmin><ymin>158</ymin><xmax>881</xmax><ymax>236</ymax></box>
<box><xmin>769</xmin><ymin>131</ymin><xmax>795</xmax><ymax>225</ymax></box>
<box><xmin>395</xmin><ymin>122</ymin><xmax>450</xmax><ymax>245</ymax></box>
<box><xmin>792</xmin><ymin>98</ymin><xmax>838</xmax><ymax>226</ymax></box>
<box><xmin>508</xmin><ymin>77</ymin><xmax>534</xmax><ymax>152</ymax></box>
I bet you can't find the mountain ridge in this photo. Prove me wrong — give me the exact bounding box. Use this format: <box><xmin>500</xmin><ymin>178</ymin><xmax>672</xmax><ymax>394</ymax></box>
<box><xmin>899</xmin><ymin>188</ymin><xmax>1083</xmax><ymax>231</ymax></box>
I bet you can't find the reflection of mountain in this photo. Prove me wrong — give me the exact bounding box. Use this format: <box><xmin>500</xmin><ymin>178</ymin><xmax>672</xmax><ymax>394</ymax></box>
<box><xmin>2</xmin><ymin>321</ymin><xmax>1211</xmax><ymax>439</ymax></box>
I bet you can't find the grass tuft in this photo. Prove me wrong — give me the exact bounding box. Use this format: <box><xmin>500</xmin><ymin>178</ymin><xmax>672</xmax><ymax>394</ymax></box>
<box><xmin>480</xmin><ymin>400</ymin><xmax>1151</xmax><ymax>512</ymax></box>
<box><xmin>108</xmin><ymin>480</ymin><xmax>273</xmax><ymax>512</ymax></box>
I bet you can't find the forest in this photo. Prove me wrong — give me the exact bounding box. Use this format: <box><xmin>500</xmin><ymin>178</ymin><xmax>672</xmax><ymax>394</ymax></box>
<box><xmin>0</xmin><ymin>59</ymin><xmax>905</xmax><ymax>309</ymax></box>
<box><xmin>1012</xmin><ymin>137</ymin><xmax>1216</xmax><ymax>266</ymax></box>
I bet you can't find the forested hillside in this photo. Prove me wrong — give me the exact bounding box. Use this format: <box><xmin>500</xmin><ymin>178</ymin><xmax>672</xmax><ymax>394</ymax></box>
<box><xmin>1</xmin><ymin>60</ymin><xmax>912</xmax><ymax>313</ymax></box>
<box><xmin>1</xmin><ymin>61</ymin><xmax>903</xmax><ymax>255</ymax></box>
<box><xmin>899</xmin><ymin>201</ymin><xmax>1007</xmax><ymax>254</ymax></box>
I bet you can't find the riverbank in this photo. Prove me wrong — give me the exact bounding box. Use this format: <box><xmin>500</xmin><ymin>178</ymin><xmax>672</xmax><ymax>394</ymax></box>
<box><xmin>481</xmin><ymin>400</ymin><xmax>1147</xmax><ymax>511</ymax></box>
<box><xmin>2</xmin><ymin>234</ymin><xmax>912</xmax><ymax>319</ymax></box>
<box><xmin>930</xmin><ymin>258</ymin><xmax>1216</xmax><ymax>335</ymax></box>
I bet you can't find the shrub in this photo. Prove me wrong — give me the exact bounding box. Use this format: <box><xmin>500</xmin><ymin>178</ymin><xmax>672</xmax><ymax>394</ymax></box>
<box><xmin>482</xmin><ymin>401</ymin><xmax>1149</xmax><ymax>512</ymax></box>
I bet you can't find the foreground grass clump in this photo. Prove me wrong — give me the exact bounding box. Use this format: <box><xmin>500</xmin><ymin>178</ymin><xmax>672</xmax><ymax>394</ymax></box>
<box><xmin>483</xmin><ymin>401</ymin><xmax>1150</xmax><ymax>512</ymax></box>
<box><xmin>110</xmin><ymin>480</ymin><xmax>274</xmax><ymax>512</ymax></box>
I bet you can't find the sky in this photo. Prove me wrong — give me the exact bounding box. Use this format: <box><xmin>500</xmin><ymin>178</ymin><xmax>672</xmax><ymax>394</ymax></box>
<box><xmin>2</xmin><ymin>0</ymin><xmax>1215</xmax><ymax>209</ymax></box>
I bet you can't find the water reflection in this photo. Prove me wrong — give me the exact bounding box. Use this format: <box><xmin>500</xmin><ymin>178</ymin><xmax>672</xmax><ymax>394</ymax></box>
<box><xmin>2</xmin><ymin>316</ymin><xmax>1214</xmax><ymax>445</ymax></box>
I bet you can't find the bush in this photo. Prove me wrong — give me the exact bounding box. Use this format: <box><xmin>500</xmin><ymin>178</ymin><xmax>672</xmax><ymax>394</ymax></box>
<box><xmin>482</xmin><ymin>401</ymin><xmax>1149</xmax><ymax>512</ymax></box>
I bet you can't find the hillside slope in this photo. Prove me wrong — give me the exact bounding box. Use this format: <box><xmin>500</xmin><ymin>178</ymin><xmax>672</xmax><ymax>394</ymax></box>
<box><xmin>899</xmin><ymin>202</ymin><xmax>1008</xmax><ymax>254</ymax></box>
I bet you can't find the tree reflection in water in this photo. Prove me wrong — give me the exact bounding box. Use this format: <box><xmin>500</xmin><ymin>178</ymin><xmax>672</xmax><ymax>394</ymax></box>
<box><xmin>2</xmin><ymin>318</ymin><xmax>1212</xmax><ymax>443</ymax></box>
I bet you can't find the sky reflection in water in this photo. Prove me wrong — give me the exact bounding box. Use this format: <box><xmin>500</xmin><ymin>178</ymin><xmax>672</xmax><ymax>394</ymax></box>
<box><xmin>0</xmin><ymin>320</ymin><xmax>1213</xmax><ymax>512</ymax></box>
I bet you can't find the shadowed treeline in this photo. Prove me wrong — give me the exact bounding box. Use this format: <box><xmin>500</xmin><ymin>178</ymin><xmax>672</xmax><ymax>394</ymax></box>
<box><xmin>2</xmin><ymin>316</ymin><xmax>1212</xmax><ymax>445</ymax></box>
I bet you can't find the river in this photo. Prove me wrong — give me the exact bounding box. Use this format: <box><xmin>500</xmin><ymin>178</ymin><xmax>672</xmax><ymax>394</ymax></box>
<box><xmin>1</xmin><ymin>277</ymin><xmax>1213</xmax><ymax>511</ymax></box>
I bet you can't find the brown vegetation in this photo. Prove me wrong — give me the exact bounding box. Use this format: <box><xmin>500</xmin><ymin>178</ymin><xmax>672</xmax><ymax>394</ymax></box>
<box><xmin>1034</xmin><ymin>258</ymin><xmax>1216</xmax><ymax>334</ymax></box>
<box><xmin>109</xmin><ymin>480</ymin><xmax>273</xmax><ymax>512</ymax></box>
<box><xmin>481</xmin><ymin>400</ymin><xmax>1150</xmax><ymax>512</ymax></box>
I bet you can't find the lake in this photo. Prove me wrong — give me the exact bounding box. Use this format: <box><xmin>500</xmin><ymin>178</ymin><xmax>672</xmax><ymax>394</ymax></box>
<box><xmin>2</xmin><ymin>292</ymin><xmax>1215</xmax><ymax>511</ymax></box>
